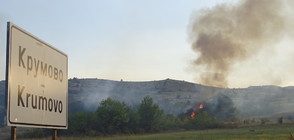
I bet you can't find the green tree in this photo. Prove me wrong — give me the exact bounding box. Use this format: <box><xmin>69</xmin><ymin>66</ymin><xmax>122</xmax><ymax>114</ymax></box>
<box><xmin>95</xmin><ymin>98</ymin><xmax>129</xmax><ymax>134</ymax></box>
<box><xmin>68</xmin><ymin>111</ymin><xmax>94</xmax><ymax>135</ymax></box>
<box><xmin>260</xmin><ymin>117</ymin><xmax>270</xmax><ymax>125</ymax></box>
<box><xmin>126</xmin><ymin>108</ymin><xmax>141</xmax><ymax>133</ymax></box>
<box><xmin>138</xmin><ymin>96</ymin><xmax>163</xmax><ymax>132</ymax></box>
<box><xmin>161</xmin><ymin>114</ymin><xmax>181</xmax><ymax>131</ymax></box>
<box><xmin>184</xmin><ymin>111</ymin><xmax>219</xmax><ymax>130</ymax></box>
<box><xmin>206</xmin><ymin>94</ymin><xmax>237</xmax><ymax>121</ymax></box>
<box><xmin>278</xmin><ymin>116</ymin><xmax>283</xmax><ymax>124</ymax></box>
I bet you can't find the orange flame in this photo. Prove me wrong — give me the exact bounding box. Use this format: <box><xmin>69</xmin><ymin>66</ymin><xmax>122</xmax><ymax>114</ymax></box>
<box><xmin>199</xmin><ymin>104</ymin><xmax>204</xmax><ymax>109</ymax></box>
<box><xmin>190</xmin><ymin>112</ymin><xmax>196</xmax><ymax>118</ymax></box>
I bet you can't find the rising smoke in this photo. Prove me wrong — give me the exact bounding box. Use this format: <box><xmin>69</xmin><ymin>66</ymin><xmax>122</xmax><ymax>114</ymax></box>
<box><xmin>205</xmin><ymin>93</ymin><xmax>237</xmax><ymax>121</ymax></box>
<box><xmin>189</xmin><ymin>0</ymin><xmax>293</xmax><ymax>87</ymax></box>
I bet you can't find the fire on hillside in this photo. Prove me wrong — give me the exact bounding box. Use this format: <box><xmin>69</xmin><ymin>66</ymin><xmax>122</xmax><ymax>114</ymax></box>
<box><xmin>190</xmin><ymin>104</ymin><xmax>204</xmax><ymax>119</ymax></box>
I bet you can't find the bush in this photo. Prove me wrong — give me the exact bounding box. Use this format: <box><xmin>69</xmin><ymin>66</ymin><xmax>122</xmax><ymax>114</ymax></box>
<box><xmin>138</xmin><ymin>96</ymin><xmax>164</xmax><ymax>132</ymax></box>
<box><xmin>183</xmin><ymin>111</ymin><xmax>219</xmax><ymax>130</ymax></box>
<box><xmin>94</xmin><ymin>98</ymin><xmax>130</xmax><ymax>134</ymax></box>
<box><xmin>20</xmin><ymin>97</ymin><xmax>228</xmax><ymax>138</ymax></box>
<box><xmin>67</xmin><ymin>111</ymin><xmax>94</xmax><ymax>135</ymax></box>
<box><xmin>278</xmin><ymin>117</ymin><xmax>283</xmax><ymax>124</ymax></box>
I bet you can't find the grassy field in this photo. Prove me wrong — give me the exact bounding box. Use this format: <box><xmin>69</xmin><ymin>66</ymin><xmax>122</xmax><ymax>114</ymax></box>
<box><xmin>20</xmin><ymin>124</ymin><xmax>294</xmax><ymax>140</ymax></box>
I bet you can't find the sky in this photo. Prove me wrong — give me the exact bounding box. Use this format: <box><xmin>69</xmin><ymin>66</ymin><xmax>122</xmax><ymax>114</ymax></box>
<box><xmin>0</xmin><ymin>0</ymin><xmax>293</xmax><ymax>88</ymax></box>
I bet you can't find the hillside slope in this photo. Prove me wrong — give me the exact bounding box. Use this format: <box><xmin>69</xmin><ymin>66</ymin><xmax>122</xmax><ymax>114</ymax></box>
<box><xmin>0</xmin><ymin>78</ymin><xmax>294</xmax><ymax>124</ymax></box>
<box><xmin>66</xmin><ymin>78</ymin><xmax>294</xmax><ymax>118</ymax></box>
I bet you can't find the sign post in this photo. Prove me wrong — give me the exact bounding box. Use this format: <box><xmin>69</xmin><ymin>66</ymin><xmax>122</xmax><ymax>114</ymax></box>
<box><xmin>52</xmin><ymin>129</ymin><xmax>57</xmax><ymax>140</ymax></box>
<box><xmin>5</xmin><ymin>22</ymin><xmax>68</xmax><ymax>139</ymax></box>
<box><xmin>11</xmin><ymin>126</ymin><xmax>16</xmax><ymax>140</ymax></box>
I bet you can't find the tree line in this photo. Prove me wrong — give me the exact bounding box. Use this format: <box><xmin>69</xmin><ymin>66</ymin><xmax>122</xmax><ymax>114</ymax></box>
<box><xmin>21</xmin><ymin>96</ymin><xmax>221</xmax><ymax>138</ymax></box>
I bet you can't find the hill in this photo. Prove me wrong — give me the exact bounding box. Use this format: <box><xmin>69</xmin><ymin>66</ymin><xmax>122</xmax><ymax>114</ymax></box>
<box><xmin>67</xmin><ymin>78</ymin><xmax>222</xmax><ymax>114</ymax></box>
<box><xmin>66</xmin><ymin>78</ymin><xmax>294</xmax><ymax>118</ymax></box>
<box><xmin>0</xmin><ymin>78</ymin><xmax>294</xmax><ymax>125</ymax></box>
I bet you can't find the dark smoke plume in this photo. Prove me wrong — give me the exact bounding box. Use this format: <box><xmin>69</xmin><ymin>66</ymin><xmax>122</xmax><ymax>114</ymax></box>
<box><xmin>189</xmin><ymin>0</ymin><xmax>291</xmax><ymax>87</ymax></box>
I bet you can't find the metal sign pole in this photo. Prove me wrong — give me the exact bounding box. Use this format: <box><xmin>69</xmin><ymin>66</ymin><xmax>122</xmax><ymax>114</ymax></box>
<box><xmin>11</xmin><ymin>126</ymin><xmax>16</xmax><ymax>140</ymax></box>
<box><xmin>52</xmin><ymin>129</ymin><xmax>57</xmax><ymax>140</ymax></box>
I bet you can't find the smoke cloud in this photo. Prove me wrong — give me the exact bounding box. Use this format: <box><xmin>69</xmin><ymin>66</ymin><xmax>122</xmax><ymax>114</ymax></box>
<box><xmin>189</xmin><ymin>0</ymin><xmax>292</xmax><ymax>87</ymax></box>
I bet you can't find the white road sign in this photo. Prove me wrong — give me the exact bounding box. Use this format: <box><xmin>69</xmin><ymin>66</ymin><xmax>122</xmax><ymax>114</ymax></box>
<box><xmin>6</xmin><ymin>22</ymin><xmax>68</xmax><ymax>129</ymax></box>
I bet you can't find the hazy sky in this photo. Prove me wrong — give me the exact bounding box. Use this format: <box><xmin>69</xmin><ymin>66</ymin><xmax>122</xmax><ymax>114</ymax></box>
<box><xmin>1</xmin><ymin>0</ymin><xmax>293</xmax><ymax>88</ymax></box>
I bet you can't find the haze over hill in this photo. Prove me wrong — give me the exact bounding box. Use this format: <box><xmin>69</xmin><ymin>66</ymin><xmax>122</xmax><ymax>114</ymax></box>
<box><xmin>67</xmin><ymin>78</ymin><xmax>294</xmax><ymax>117</ymax></box>
<box><xmin>0</xmin><ymin>78</ymin><xmax>294</xmax><ymax>125</ymax></box>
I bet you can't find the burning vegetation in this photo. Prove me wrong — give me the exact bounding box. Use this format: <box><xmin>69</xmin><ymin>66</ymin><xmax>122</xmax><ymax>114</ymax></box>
<box><xmin>184</xmin><ymin>94</ymin><xmax>236</xmax><ymax>122</ymax></box>
<box><xmin>190</xmin><ymin>104</ymin><xmax>204</xmax><ymax>119</ymax></box>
